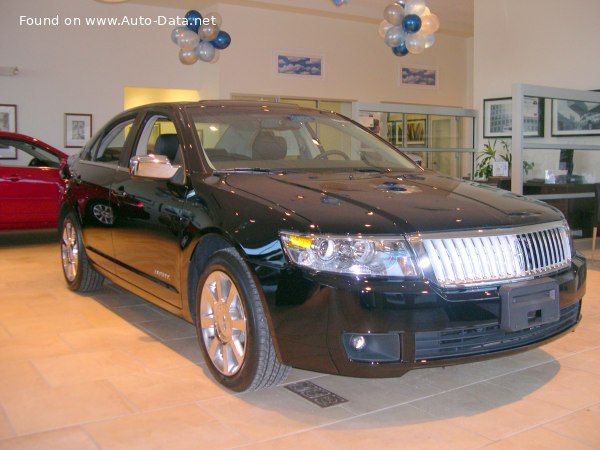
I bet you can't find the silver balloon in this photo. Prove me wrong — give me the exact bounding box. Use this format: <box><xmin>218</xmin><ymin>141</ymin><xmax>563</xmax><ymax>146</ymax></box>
<box><xmin>196</xmin><ymin>40</ymin><xmax>216</xmax><ymax>62</ymax></box>
<box><xmin>383</xmin><ymin>4</ymin><xmax>405</xmax><ymax>26</ymax></box>
<box><xmin>178</xmin><ymin>28</ymin><xmax>199</xmax><ymax>50</ymax></box>
<box><xmin>384</xmin><ymin>26</ymin><xmax>405</xmax><ymax>47</ymax></box>
<box><xmin>395</xmin><ymin>1</ymin><xmax>406</xmax><ymax>7</ymax></box>
<box><xmin>378</xmin><ymin>20</ymin><xmax>394</xmax><ymax>39</ymax></box>
<box><xmin>171</xmin><ymin>26</ymin><xmax>186</xmax><ymax>45</ymax></box>
<box><xmin>204</xmin><ymin>11</ymin><xmax>223</xmax><ymax>27</ymax></box>
<box><xmin>199</xmin><ymin>23</ymin><xmax>219</xmax><ymax>41</ymax></box>
<box><xmin>179</xmin><ymin>48</ymin><xmax>198</xmax><ymax>65</ymax></box>
<box><xmin>423</xmin><ymin>33</ymin><xmax>436</xmax><ymax>48</ymax></box>
<box><xmin>406</xmin><ymin>33</ymin><xmax>426</xmax><ymax>54</ymax></box>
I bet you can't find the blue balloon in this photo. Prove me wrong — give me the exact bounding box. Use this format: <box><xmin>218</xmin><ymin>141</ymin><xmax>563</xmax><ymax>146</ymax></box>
<box><xmin>403</xmin><ymin>14</ymin><xmax>422</xmax><ymax>33</ymax></box>
<box><xmin>211</xmin><ymin>30</ymin><xmax>231</xmax><ymax>50</ymax></box>
<box><xmin>392</xmin><ymin>41</ymin><xmax>409</xmax><ymax>56</ymax></box>
<box><xmin>185</xmin><ymin>10</ymin><xmax>202</xmax><ymax>33</ymax></box>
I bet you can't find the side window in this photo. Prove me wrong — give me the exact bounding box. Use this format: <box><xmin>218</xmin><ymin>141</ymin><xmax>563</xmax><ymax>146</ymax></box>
<box><xmin>0</xmin><ymin>138</ymin><xmax>61</xmax><ymax>168</ymax></box>
<box><xmin>133</xmin><ymin>114</ymin><xmax>183</xmax><ymax>167</ymax></box>
<box><xmin>91</xmin><ymin>118</ymin><xmax>135</xmax><ymax>165</ymax></box>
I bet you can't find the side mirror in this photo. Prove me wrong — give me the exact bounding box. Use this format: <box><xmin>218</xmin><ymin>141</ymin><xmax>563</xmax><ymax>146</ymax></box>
<box><xmin>130</xmin><ymin>154</ymin><xmax>180</xmax><ymax>180</ymax></box>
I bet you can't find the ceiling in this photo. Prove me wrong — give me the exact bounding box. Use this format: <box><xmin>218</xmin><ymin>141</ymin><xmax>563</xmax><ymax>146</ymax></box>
<box><xmin>123</xmin><ymin>0</ymin><xmax>474</xmax><ymax>36</ymax></box>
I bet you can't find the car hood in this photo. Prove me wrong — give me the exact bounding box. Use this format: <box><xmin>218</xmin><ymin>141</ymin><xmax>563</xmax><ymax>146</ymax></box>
<box><xmin>220</xmin><ymin>171</ymin><xmax>563</xmax><ymax>235</ymax></box>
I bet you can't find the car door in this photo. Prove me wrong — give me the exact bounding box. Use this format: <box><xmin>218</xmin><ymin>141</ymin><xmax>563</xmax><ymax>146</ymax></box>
<box><xmin>69</xmin><ymin>114</ymin><xmax>138</xmax><ymax>272</ymax></box>
<box><xmin>0</xmin><ymin>136</ymin><xmax>64</xmax><ymax>229</ymax></box>
<box><xmin>110</xmin><ymin>109</ymin><xmax>191</xmax><ymax>308</ymax></box>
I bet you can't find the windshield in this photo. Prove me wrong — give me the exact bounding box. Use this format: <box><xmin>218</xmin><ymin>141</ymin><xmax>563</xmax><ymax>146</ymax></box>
<box><xmin>186</xmin><ymin>105</ymin><xmax>419</xmax><ymax>172</ymax></box>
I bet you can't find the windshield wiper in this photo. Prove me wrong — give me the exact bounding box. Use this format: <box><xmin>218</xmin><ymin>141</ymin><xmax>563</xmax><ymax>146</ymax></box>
<box><xmin>213</xmin><ymin>168</ymin><xmax>287</xmax><ymax>175</ymax></box>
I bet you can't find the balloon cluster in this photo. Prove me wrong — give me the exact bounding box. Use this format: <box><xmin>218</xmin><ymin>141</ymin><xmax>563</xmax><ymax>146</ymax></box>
<box><xmin>332</xmin><ymin>0</ymin><xmax>349</xmax><ymax>5</ymax></box>
<box><xmin>171</xmin><ymin>10</ymin><xmax>231</xmax><ymax>65</ymax></box>
<box><xmin>379</xmin><ymin>0</ymin><xmax>439</xmax><ymax>57</ymax></box>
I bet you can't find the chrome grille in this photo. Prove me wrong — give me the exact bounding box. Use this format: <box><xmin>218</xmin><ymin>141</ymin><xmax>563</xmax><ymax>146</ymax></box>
<box><xmin>414</xmin><ymin>221</ymin><xmax>571</xmax><ymax>287</ymax></box>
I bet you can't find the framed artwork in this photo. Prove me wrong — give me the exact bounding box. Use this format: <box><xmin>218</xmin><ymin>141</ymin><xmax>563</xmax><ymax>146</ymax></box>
<box><xmin>276</xmin><ymin>52</ymin><xmax>323</xmax><ymax>78</ymax></box>
<box><xmin>0</xmin><ymin>104</ymin><xmax>17</xmax><ymax>133</ymax></box>
<box><xmin>406</xmin><ymin>119</ymin><xmax>426</xmax><ymax>145</ymax></box>
<box><xmin>65</xmin><ymin>113</ymin><xmax>92</xmax><ymax>148</ymax></box>
<box><xmin>395</xmin><ymin>121</ymin><xmax>403</xmax><ymax>145</ymax></box>
<box><xmin>483</xmin><ymin>97</ymin><xmax>544</xmax><ymax>138</ymax></box>
<box><xmin>400</xmin><ymin>65</ymin><xmax>438</xmax><ymax>89</ymax></box>
<box><xmin>552</xmin><ymin>99</ymin><xmax>600</xmax><ymax>136</ymax></box>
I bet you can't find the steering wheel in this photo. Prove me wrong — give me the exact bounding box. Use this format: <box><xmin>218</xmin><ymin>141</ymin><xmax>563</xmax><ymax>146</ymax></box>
<box><xmin>313</xmin><ymin>150</ymin><xmax>350</xmax><ymax>160</ymax></box>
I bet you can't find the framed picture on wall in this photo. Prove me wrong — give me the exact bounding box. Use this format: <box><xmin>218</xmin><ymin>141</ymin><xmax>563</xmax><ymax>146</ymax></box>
<box><xmin>483</xmin><ymin>97</ymin><xmax>544</xmax><ymax>138</ymax></box>
<box><xmin>395</xmin><ymin>121</ymin><xmax>403</xmax><ymax>145</ymax></box>
<box><xmin>65</xmin><ymin>113</ymin><xmax>92</xmax><ymax>148</ymax></box>
<box><xmin>276</xmin><ymin>52</ymin><xmax>323</xmax><ymax>78</ymax></box>
<box><xmin>406</xmin><ymin>119</ymin><xmax>426</xmax><ymax>145</ymax></box>
<box><xmin>0</xmin><ymin>104</ymin><xmax>17</xmax><ymax>133</ymax></box>
<box><xmin>399</xmin><ymin>65</ymin><xmax>438</xmax><ymax>89</ymax></box>
<box><xmin>551</xmin><ymin>99</ymin><xmax>600</xmax><ymax>136</ymax></box>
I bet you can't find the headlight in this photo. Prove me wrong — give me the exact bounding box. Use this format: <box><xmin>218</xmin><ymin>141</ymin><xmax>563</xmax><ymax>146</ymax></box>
<box><xmin>280</xmin><ymin>232</ymin><xmax>420</xmax><ymax>277</ymax></box>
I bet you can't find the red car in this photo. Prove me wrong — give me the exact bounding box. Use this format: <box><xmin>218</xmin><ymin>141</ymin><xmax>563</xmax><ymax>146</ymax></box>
<box><xmin>0</xmin><ymin>131</ymin><xmax>68</xmax><ymax>230</ymax></box>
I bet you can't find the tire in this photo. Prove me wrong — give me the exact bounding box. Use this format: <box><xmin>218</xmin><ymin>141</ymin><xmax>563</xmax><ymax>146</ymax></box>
<box><xmin>60</xmin><ymin>212</ymin><xmax>104</xmax><ymax>292</ymax></box>
<box><xmin>195</xmin><ymin>248</ymin><xmax>290</xmax><ymax>392</ymax></box>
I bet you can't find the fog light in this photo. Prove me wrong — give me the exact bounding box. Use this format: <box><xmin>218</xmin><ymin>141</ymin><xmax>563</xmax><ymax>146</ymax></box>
<box><xmin>350</xmin><ymin>335</ymin><xmax>367</xmax><ymax>351</ymax></box>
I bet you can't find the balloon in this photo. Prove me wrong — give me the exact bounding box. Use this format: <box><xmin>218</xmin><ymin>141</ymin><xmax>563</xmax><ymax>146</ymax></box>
<box><xmin>378</xmin><ymin>20</ymin><xmax>394</xmax><ymax>39</ymax></box>
<box><xmin>199</xmin><ymin>23</ymin><xmax>219</xmax><ymax>41</ymax></box>
<box><xmin>204</xmin><ymin>11</ymin><xmax>223</xmax><ymax>27</ymax></box>
<box><xmin>420</xmin><ymin>14</ymin><xmax>440</xmax><ymax>34</ymax></box>
<box><xmin>403</xmin><ymin>14</ymin><xmax>422</xmax><ymax>33</ymax></box>
<box><xmin>422</xmin><ymin>6</ymin><xmax>431</xmax><ymax>16</ymax></box>
<box><xmin>171</xmin><ymin>26</ymin><xmax>186</xmax><ymax>45</ymax></box>
<box><xmin>179</xmin><ymin>48</ymin><xmax>198</xmax><ymax>65</ymax></box>
<box><xmin>196</xmin><ymin>40</ymin><xmax>216</xmax><ymax>62</ymax></box>
<box><xmin>185</xmin><ymin>10</ymin><xmax>202</xmax><ymax>33</ymax></box>
<box><xmin>405</xmin><ymin>0</ymin><xmax>427</xmax><ymax>16</ymax></box>
<box><xmin>210</xmin><ymin>30</ymin><xmax>231</xmax><ymax>50</ymax></box>
<box><xmin>395</xmin><ymin>1</ymin><xmax>406</xmax><ymax>7</ymax></box>
<box><xmin>406</xmin><ymin>33</ymin><xmax>426</xmax><ymax>54</ymax></box>
<box><xmin>384</xmin><ymin>4</ymin><xmax>405</xmax><ymax>25</ymax></box>
<box><xmin>423</xmin><ymin>33</ymin><xmax>436</xmax><ymax>49</ymax></box>
<box><xmin>384</xmin><ymin>26</ymin><xmax>405</xmax><ymax>47</ymax></box>
<box><xmin>177</xmin><ymin>28</ymin><xmax>199</xmax><ymax>50</ymax></box>
<box><xmin>392</xmin><ymin>40</ymin><xmax>409</xmax><ymax>56</ymax></box>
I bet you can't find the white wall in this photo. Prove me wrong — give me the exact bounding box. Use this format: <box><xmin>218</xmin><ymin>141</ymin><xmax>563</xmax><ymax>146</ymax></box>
<box><xmin>217</xmin><ymin>3</ymin><xmax>470</xmax><ymax>106</ymax></box>
<box><xmin>1</xmin><ymin>0</ymin><xmax>471</xmax><ymax>155</ymax></box>
<box><xmin>473</xmin><ymin>0</ymin><xmax>600</xmax><ymax>181</ymax></box>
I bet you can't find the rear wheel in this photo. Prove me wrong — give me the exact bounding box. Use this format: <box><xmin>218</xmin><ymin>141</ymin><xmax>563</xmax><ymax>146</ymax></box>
<box><xmin>60</xmin><ymin>212</ymin><xmax>104</xmax><ymax>292</ymax></box>
<box><xmin>195</xmin><ymin>248</ymin><xmax>289</xmax><ymax>391</ymax></box>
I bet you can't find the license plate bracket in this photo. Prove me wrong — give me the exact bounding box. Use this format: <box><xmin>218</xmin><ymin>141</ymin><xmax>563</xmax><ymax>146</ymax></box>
<box><xmin>499</xmin><ymin>278</ymin><xmax>559</xmax><ymax>332</ymax></box>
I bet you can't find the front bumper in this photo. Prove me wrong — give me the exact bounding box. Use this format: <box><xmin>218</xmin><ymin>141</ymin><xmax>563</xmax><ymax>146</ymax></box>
<box><xmin>259</xmin><ymin>252</ymin><xmax>586</xmax><ymax>378</ymax></box>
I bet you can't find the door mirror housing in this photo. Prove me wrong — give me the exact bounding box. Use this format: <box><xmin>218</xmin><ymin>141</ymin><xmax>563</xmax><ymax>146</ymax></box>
<box><xmin>130</xmin><ymin>155</ymin><xmax>180</xmax><ymax>180</ymax></box>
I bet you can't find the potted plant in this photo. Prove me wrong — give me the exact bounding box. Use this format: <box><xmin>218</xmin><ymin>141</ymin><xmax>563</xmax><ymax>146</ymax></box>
<box><xmin>475</xmin><ymin>140</ymin><xmax>534</xmax><ymax>180</ymax></box>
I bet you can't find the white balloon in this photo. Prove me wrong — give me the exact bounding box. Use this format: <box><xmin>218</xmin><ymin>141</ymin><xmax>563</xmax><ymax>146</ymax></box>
<box><xmin>210</xmin><ymin>49</ymin><xmax>221</xmax><ymax>64</ymax></box>
<box><xmin>384</xmin><ymin>26</ymin><xmax>405</xmax><ymax>47</ymax></box>
<box><xmin>198</xmin><ymin>23</ymin><xmax>219</xmax><ymax>41</ymax></box>
<box><xmin>405</xmin><ymin>0</ymin><xmax>427</xmax><ymax>16</ymax></box>
<box><xmin>171</xmin><ymin>26</ymin><xmax>186</xmax><ymax>45</ymax></box>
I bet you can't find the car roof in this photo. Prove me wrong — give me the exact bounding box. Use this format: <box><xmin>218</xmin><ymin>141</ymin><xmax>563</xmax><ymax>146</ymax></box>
<box><xmin>0</xmin><ymin>131</ymin><xmax>67</xmax><ymax>157</ymax></box>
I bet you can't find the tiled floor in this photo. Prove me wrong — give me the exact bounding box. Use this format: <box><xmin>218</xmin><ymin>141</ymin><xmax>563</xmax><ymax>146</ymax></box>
<box><xmin>0</xmin><ymin>230</ymin><xmax>599</xmax><ymax>449</ymax></box>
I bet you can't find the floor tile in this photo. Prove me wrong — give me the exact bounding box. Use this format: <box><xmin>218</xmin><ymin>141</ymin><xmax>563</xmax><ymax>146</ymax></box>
<box><xmin>136</xmin><ymin>318</ymin><xmax>197</xmax><ymax>341</ymax></box>
<box><xmin>0</xmin><ymin>427</ymin><xmax>97</xmax><ymax>450</ymax></box>
<box><xmin>1</xmin><ymin>380</ymin><xmax>132</xmax><ymax>435</ymax></box>
<box><xmin>483</xmin><ymin>427</ymin><xmax>596</xmax><ymax>450</ymax></box>
<box><xmin>0</xmin><ymin>360</ymin><xmax>48</xmax><ymax>402</ymax></box>
<box><xmin>84</xmin><ymin>404</ymin><xmax>249</xmax><ymax>449</ymax></box>
<box><xmin>543</xmin><ymin>405</ymin><xmax>600</xmax><ymax>448</ymax></box>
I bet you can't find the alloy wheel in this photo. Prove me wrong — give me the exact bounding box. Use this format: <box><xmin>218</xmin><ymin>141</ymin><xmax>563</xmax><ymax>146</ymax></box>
<box><xmin>61</xmin><ymin>219</ymin><xmax>79</xmax><ymax>282</ymax></box>
<box><xmin>200</xmin><ymin>270</ymin><xmax>248</xmax><ymax>376</ymax></box>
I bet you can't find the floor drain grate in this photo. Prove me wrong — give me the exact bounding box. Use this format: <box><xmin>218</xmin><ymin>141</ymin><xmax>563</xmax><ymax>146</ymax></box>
<box><xmin>284</xmin><ymin>381</ymin><xmax>348</xmax><ymax>408</ymax></box>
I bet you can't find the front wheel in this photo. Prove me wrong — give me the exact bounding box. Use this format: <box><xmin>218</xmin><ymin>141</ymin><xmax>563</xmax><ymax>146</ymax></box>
<box><xmin>195</xmin><ymin>248</ymin><xmax>289</xmax><ymax>392</ymax></box>
<box><xmin>60</xmin><ymin>212</ymin><xmax>104</xmax><ymax>292</ymax></box>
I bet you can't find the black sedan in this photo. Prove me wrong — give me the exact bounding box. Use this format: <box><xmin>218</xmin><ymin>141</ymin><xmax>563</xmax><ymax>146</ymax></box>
<box><xmin>59</xmin><ymin>101</ymin><xmax>586</xmax><ymax>392</ymax></box>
